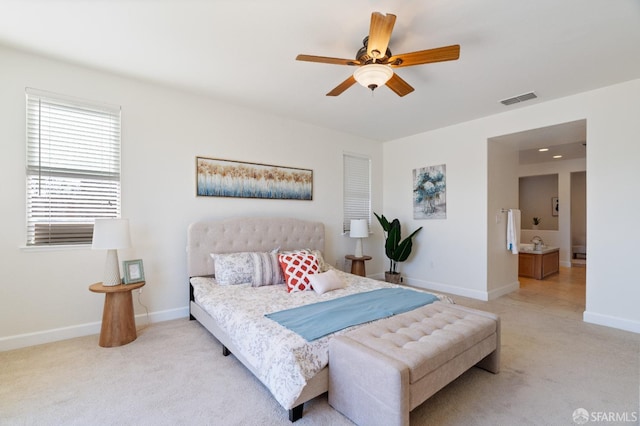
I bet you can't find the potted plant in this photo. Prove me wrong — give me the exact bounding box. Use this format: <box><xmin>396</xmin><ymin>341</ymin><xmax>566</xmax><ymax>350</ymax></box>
<box><xmin>532</xmin><ymin>217</ymin><xmax>541</xmax><ymax>230</ymax></box>
<box><xmin>374</xmin><ymin>213</ymin><xmax>423</xmax><ymax>284</ymax></box>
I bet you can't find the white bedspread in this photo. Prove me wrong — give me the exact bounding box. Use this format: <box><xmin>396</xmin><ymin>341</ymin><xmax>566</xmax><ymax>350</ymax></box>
<box><xmin>190</xmin><ymin>268</ymin><xmax>453</xmax><ymax>409</ymax></box>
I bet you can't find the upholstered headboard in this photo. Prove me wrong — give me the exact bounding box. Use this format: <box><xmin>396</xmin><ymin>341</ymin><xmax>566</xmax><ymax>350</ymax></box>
<box><xmin>187</xmin><ymin>217</ymin><xmax>325</xmax><ymax>277</ymax></box>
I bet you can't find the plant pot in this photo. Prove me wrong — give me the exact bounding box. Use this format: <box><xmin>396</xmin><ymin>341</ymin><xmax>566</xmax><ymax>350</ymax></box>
<box><xmin>532</xmin><ymin>225</ymin><xmax>539</xmax><ymax>230</ymax></box>
<box><xmin>385</xmin><ymin>271</ymin><xmax>402</xmax><ymax>284</ymax></box>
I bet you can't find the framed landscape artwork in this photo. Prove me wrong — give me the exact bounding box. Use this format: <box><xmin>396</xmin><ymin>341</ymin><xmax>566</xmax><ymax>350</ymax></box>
<box><xmin>196</xmin><ymin>157</ymin><xmax>313</xmax><ymax>200</ymax></box>
<box><xmin>413</xmin><ymin>164</ymin><xmax>447</xmax><ymax>219</ymax></box>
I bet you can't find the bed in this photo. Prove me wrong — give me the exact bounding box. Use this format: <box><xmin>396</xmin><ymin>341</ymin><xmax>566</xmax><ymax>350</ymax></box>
<box><xmin>187</xmin><ymin>217</ymin><xmax>452</xmax><ymax>421</ymax></box>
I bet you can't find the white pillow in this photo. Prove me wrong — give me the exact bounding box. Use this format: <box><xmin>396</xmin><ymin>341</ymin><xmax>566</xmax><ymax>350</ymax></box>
<box><xmin>211</xmin><ymin>252</ymin><xmax>253</xmax><ymax>285</ymax></box>
<box><xmin>308</xmin><ymin>269</ymin><xmax>345</xmax><ymax>295</ymax></box>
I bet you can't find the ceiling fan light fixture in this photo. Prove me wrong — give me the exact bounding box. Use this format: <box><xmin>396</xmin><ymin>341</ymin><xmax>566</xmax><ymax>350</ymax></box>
<box><xmin>353</xmin><ymin>64</ymin><xmax>393</xmax><ymax>91</ymax></box>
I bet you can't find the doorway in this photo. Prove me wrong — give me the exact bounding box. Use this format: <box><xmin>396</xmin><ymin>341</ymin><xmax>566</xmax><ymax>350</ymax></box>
<box><xmin>487</xmin><ymin>119</ymin><xmax>587</xmax><ymax>303</ymax></box>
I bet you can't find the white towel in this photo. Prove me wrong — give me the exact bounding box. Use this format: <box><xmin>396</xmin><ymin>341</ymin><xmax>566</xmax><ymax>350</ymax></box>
<box><xmin>506</xmin><ymin>209</ymin><xmax>521</xmax><ymax>254</ymax></box>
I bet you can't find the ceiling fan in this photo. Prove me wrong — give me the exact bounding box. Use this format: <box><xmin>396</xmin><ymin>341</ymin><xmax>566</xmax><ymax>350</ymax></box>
<box><xmin>296</xmin><ymin>12</ymin><xmax>460</xmax><ymax>97</ymax></box>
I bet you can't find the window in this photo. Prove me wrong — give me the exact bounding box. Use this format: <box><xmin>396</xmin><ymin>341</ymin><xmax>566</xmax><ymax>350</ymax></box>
<box><xmin>343</xmin><ymin>153</ymin><xmax>371</xmax><ymax>233</ymax></box>
<box><xmin>25</xmin><ymin>88</ymin><xmax>121</xmax><ymax>246</ymax></box>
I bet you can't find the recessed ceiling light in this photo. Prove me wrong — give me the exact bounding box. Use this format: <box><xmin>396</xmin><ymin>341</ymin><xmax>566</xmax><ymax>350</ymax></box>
<box><xmin>538</xmin><ymin>148</ymin><xmax>549</xmax><ymax>152</ymax></box>
<box><xmin>553</xmin><ymin>155</ymin><xmax>563</xmax><ymax>159</ymax></box>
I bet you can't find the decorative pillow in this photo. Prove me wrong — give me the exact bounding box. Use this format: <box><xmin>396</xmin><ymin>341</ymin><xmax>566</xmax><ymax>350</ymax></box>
<box><xmin>308</xmin><ymin>269</ymin><xmax>345</xmax><ymax>295</ymax></box>
<box><xmin>278</xmin><ymin>251</ymin><xmax>320</xmax><ymax>293</ymax></box>
<box><xmin>211</xmin><ymin>252</ymin><xmax>253</xmax><ymax>285</ymax></box>
<box><xmin>279</xmin><ymin>248</ymin><xmax>328</xmax><ymax>272</ymax></box>
<box><xmin>308</xmin><ymin>249</ymin><xmax>328</xmax><ymax>272</ymax></box>
<box><xmin>249</xmin><ymin>251</ymin><xmax>284</xmax><ymax>287</ymax></box>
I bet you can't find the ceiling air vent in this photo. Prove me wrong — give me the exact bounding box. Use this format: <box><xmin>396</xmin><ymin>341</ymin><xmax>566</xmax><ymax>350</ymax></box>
<box><xmin>500</xmin><ymin>91</ymin><xmax>537</xmax><ymax>106</ymax></box>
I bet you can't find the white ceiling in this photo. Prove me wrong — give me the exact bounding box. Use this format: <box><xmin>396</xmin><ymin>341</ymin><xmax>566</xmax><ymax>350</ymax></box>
<box><xmin>1</xmin><ymin>0</ymin><xmax>639</xmax><ymax>144</ymax></box>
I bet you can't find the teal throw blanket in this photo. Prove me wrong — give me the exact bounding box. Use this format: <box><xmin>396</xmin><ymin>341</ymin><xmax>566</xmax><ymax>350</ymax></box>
<box><xmin>265</xmin><ymin>288</ymin><xmax>438</xmax><ymax>341</ymax></box>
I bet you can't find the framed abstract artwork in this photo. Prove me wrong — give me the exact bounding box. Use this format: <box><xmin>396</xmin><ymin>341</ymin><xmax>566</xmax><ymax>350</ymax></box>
<box><xmin>196</xmin><ymin>157</ymin><xmax>313</xmax><ymax>200</ymax></box>
<box><xmin>413</xmin><ymin>164</ymin><xmax>446</xmax><ymax>219</ymax></box>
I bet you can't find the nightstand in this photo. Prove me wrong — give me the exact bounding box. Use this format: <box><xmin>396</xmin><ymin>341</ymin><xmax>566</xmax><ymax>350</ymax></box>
<box><xmin>89</xmin><ymin>281</ymin><xmax>145</xmax><ymax>347</ymax></box>
<box><xmin>345</xmin><ymin>255</ymin><xmax>372</xmax><ymax>277</ymax></box>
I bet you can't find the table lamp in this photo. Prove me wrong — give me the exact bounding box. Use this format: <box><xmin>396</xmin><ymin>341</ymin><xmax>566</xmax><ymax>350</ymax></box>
<box><xmin>349</xmin><ymin>219</ymin><xmax>369</xmax><ymax>258</ymax></box>
<box><xmin>92</xmin><ymin>218</ymin><xmax>131</xmax><ymax>286</ymax></box>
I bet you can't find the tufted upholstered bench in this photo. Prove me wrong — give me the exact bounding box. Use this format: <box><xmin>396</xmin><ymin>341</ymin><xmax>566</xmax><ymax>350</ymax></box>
<box><xmin>328</xmin><ymin>301</ymin><xmax>500</xmax><ymax>426</ymax></box>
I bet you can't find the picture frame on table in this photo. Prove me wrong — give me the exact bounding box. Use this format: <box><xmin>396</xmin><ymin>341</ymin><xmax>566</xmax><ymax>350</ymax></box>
<box><xmin>123</xmin><ymin>259</ymin><xmax>145</xmax><ymax>284</ymax></box>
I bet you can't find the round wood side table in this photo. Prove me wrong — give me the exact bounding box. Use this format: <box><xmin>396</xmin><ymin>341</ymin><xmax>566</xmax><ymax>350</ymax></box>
<box><xmin>89</xmin><ymin>281</ymin><xmax>145</xmax><ymax>347</ymax></box>
<box><xmin>345</xmin><ymin>255</ymin><xmax>372</xmax><ymax>277</ymax></box>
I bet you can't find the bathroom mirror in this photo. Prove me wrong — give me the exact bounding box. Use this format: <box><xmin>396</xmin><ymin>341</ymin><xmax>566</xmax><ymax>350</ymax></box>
<box><xmin>519</xmin><ymin>174</ymin><xmax>559</xmax><ymax>230</ymax></box>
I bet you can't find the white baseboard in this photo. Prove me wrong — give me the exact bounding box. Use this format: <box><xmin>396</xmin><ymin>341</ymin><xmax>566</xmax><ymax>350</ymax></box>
<box><xmin>404</xmin><ymin>277</ymin><xmax>492</xmax><ymax>301</ymax></box>
<box><xmin>142</xmin><ymin>306</ymin><xmax>190</xmax><ymax>323</ymax></box>
<box><xmin>376</xmin><ymin>275</ymin><xmax>519</xmax><ymax>302</ymax></box>
<box><xmin>0</xmin><ymin>306</ymin><xmax>189</xmax><ymax>352</ymax></box>
<box><xmin>0</xmin><ymin>321</ymin><xmax>103</xmax><ymax>352</ymax></box>
<box><xmin>487</xmin><ymin>281</ymin><xmax>520</xmax><ymax>300</ymax></box>
<box><xmin>583</xmin><ymin>311</ymin><xmax>640</xmax><ymax>334</ymax></box>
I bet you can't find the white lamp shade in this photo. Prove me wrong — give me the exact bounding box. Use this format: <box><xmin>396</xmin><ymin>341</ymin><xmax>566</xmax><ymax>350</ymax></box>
<box><xmin>92</xmin><ymin>219</ymin><xmax>131</xmax><ymax>249</ymax></box>
<box><xmin>350</xmin><ymin>219</ymin><xmax>368</xmax><ymax>258</ymax></box>
<box><xmin>349</xmin><ymin>219</ymin><xmax>369</xmax><ymax>238</ymax></box>
<box><xmin>92</xmin><ymin>219</ymin><xmax>131</xmax><ymax>286</ymax></box>
<box><xmin>353</xmin><ymin>64</ymin><xmax>393</xmax><ymax>89</ymax></box>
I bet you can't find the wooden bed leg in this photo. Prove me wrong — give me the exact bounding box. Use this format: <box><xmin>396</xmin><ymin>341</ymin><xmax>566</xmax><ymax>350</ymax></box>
<box><xmin>222</xmin><ymin>346</ymin><xmax>231</xmax><ymax>356</ymax></box>
<box><xmin>289</xmin><ymin>404</ymin><xmax>303</xmax><ymax>422</ymax></box>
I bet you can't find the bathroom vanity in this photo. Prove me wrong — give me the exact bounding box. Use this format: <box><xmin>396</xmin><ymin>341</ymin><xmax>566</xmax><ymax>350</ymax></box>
<box><xmin>518</xmin><ymin>246</ymin><xmax>560</xmax><ymax>280</ymax></box>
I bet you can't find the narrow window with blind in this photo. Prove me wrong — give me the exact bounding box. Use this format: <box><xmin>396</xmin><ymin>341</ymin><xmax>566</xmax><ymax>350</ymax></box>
<box><xmin>25</xmin><ymin>88</ymin><xmax>122</xmax><ymax>246</ymax></box>
<box><xmin>343</xmin><ymin>153</ymin><xmax>371</xmax><ymax>233</ymax></box>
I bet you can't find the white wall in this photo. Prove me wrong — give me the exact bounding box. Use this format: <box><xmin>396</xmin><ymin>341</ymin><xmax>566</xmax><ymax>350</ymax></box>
<box><xmin>582</xmin><ymin>80</ymin><xmax>640</xmax><ymax>333</ymax></box>
<box><xmin>0</xmin><ymin>46</ymin><xmax>384</xmax><ymax>350</ymax></box>
<box><xmin>383</xmin><ymin>79</ymin><xmax>640</xmax><ymax>333</ymax></box>
<box><xmin>2</xmin><ymin>46</ymin><xmax>638</xmax><ymax>350</ymax></box>
<box><xmin>487</xmin><ymin>139</ymin><xmax>520</xmax><ymax>298</ymax></box>
<box><xmin>381</xmin><ymin>121</ymin><xmax>489</xmax><ymax>300</ymax></box>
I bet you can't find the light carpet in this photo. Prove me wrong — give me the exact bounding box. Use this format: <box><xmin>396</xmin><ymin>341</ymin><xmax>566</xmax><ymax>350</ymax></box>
<box><xmin>1</xmin><ymin>288</ymin><xmax>638</xmax><ymax>425</ymax></box>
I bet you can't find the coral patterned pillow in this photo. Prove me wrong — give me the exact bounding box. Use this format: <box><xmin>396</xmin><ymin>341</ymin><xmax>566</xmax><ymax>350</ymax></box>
<box><xmin>278</xmin><ymin>251</ymin><xmax>320</xmax><ymax>293</ymax></box>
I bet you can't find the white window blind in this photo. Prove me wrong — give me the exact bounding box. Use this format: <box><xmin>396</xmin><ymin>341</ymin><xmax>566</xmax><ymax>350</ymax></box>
<box><xmin>25</xmin><ymin>88</ymin><xmax>121</xmax><ymax>246</ymax></box>
<box><xmin>343</xmin><ymin>153</ymin><xmax>371</xmax><ymax>233</ymax></box>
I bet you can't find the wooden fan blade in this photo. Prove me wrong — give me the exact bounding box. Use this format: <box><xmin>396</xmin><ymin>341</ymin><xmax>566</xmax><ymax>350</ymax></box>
<box><xmin>386</xmin><ymin>73</ymin><xmax>414</xmax><ymax>97</ymax></box>
<box><xmin>367</xmin><ymin>12</ymin><xmax>396</xmax><ymax>60</ymax></box>
<box><xmin>326</xmin><ymin>75</ymin><xmax>357</xmax><ymax>96</ymax></box>
<box><xmin>296</xmin><ymin>54</ymin><xmax>360</xmax><ymax>66</ymax></box>
<box><xmin>388</xmin><ymin>44</ymin><xmax>460</xmax><ymax>68</ymax></box>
